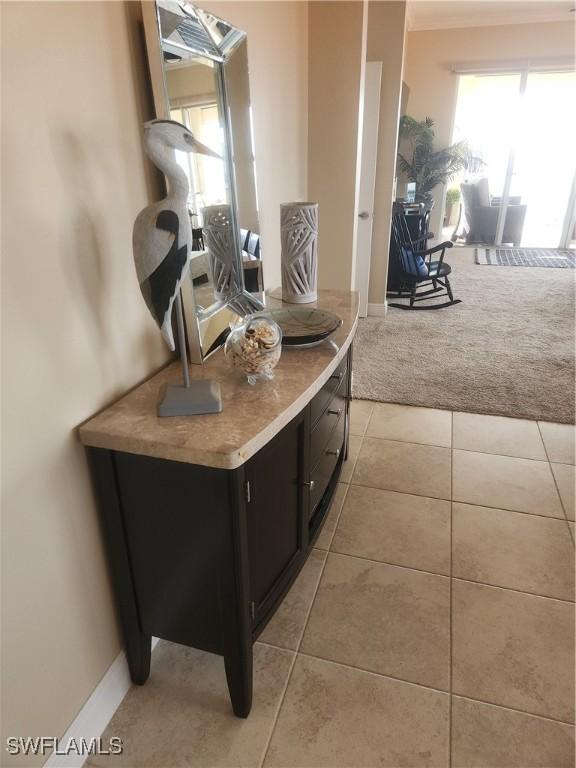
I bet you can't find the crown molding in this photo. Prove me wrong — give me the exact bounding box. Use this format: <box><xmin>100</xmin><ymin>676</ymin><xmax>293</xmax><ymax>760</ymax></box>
<box><xmin>407</xmin><ymin>8</ymin><xmax>574</xmax><ymax>32</ymax></box>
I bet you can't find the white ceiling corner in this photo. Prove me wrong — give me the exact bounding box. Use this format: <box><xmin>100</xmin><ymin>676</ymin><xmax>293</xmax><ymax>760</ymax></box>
<box><xmin>406</xmin><ymin>0</ymin><xmax>575</xmax><ymax>32</ymax></box>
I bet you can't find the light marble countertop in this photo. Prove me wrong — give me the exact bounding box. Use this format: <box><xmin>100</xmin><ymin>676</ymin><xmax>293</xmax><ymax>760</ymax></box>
<box><xmin>79</xmin><ymin>290</ymin><xmax>359</xmax><ymax>469</ymax></box>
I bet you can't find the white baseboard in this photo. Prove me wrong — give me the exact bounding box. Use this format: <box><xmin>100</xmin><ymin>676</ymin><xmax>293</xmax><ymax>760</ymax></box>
<box><xmin>44</xmin><ymin>639</ymin><xmax>159</xmax><ymax>768</ymax></box>
<box><xmin>367</xmin><ymin>302</ymin><xmax>388</xmax><ymax>317</ymax></box>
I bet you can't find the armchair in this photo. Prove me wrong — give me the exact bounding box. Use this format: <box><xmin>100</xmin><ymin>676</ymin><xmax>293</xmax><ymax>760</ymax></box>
<box><xmin>460</xmin><ymin>178</ymin><xmax>527</xmax><ymax>246</ymax></box>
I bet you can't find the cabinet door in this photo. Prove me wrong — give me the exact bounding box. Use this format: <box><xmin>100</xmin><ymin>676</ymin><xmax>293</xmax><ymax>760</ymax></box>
<box><xmin>246</xmin><ymin>410</ymin><xmax>308</xmax><ymax>625</ymax></box>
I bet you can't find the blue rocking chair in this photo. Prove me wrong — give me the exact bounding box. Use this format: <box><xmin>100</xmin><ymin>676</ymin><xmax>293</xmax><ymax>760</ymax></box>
<box><xmin>388</xmin><ymin>213</ymin><xmax>460</xmax><ymax>310</ymax></box>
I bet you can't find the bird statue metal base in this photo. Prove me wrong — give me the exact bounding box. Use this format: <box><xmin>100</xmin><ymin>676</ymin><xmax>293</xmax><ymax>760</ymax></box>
<box><xmin>157</xmin><ymin>293</ymin><xmax>223</xmax><ymax>417</ymax></box>
<box><xmin>157</xmin><ymin>381</ymin><xmax>222</xmax><ymax>417</ymax></box>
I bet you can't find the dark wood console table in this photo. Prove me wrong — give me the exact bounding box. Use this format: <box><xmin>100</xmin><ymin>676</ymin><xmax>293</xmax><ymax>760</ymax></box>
<box><xmin>79</xmin><ymin>290</ymin><xmax>358</xmax><ymax>718</ymax></box>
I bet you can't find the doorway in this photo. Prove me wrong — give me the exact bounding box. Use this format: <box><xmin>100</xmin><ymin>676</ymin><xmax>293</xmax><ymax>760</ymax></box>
<box><xmin>451</xmin><ymin>69</ymin><xmax>576</xmax><ymax>249</ymax></box>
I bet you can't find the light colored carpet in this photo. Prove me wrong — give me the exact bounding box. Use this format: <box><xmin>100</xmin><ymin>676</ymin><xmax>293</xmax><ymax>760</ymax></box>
<box><xmin>353</xmin><ymin>249</ymin><xmax>575</xmax><ymax>424</ymax></box>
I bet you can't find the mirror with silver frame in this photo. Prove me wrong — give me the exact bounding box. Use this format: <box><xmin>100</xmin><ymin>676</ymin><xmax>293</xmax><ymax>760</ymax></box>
<box><xmin>142</xmin><ymin>0</ymin><xmax>264</xmax><ymax>363</ymax></box>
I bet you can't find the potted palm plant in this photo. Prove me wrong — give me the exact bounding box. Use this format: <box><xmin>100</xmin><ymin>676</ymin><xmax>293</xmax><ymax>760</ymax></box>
<box><xmin>397</xmin><ymin>116</ymin><xmax>472</xmax><ymax>205</ymax></box>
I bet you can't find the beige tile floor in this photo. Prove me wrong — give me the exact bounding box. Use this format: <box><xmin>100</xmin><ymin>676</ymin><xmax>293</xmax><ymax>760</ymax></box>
<box><xmin>93</xmin><ymin>403</ymin><xmax>575</xmax><ymax>768</ymax></box>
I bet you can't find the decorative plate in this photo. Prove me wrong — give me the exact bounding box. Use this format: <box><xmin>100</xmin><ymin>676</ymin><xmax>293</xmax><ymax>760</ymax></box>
<box><xmin>252</xmin><ymin>308</ymin><xmax>342</xmax><ymax>348</ymax></box>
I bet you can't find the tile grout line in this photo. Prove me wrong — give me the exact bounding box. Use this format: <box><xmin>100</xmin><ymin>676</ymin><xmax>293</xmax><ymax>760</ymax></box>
<box><xmin>451</xmin><ymin>445</ymin><xmax>550</xmax><ymax>461</ymax></box>
<box><xmin>535</xmin><ymin>419</ymin><xmax>575</xmax><ymax>464</ymax></box>
<box><xmin>328</xmin><ymin>546</ymin><xmax>450</xmax><ymax>578</ymax></box>
<box><xmin>295</xmin><ymin>551</ymin><xmax>329</xmax><ymax>654</ymax></box>
<box><xmin>258</xmin><ymin>531</ymin><xmax>332</xmax><ymax>768</ymax></box>
<box><xmin>362</xmin><ymin>431</ymin><xmax>562</xmax><ymax>463</ymax></box>
<box><xmin>347</xmin><ymin>479</ymin><xmax>568</xmax><ymax>522</ymax></box>
<box><xmin>343</xmin><ymin>436</ymin><xmax>363</xmax><ymax>483</ymax></box>
<box><xmin>324</xmin><ymin>548</ymin><xmax>575</xmax><ymax>605</ymax></box>
<box><xmin>450</xmin><ymin>500</ymin><xmax>571</xmax><ymax>526</ymax></box>
<box><xmin>365</xmin><ymin>434</ymin><xmax>451</xmax><ymax>450</ymax></box>
<box><xmin>538</xmin><ymin>421</ymin><xmax>576</xmax><ymax>547</ymax></box>
<box><xmin>450</xmin><ymin>575</ymin><xmax>575</xmax><ymax>605</ymax></box>
<box><xmin>363</xmin><ymin>402</ymin><xmax>374</xmax><ymax>438</ymax></box>
<box><xmin>256</xmin><ymin>645</ymin><xmax>298</xmax><ymax>768</ymax></box>
<box><xmin>322</xmin><ymin>483</ymin><xmax>351</xmax><ymax>552</ymax></box>
<box><xmin>293</xmin><ymin>648</ymin><xmax>452</xmax><ymax>694</ymax></box>
<box><xmin>450</xmin><ymin>692</ymin><xmax>576</xmax><ymax>728</ymax></box>
<box><xmin>266</xmin><ymin>646</ymin><xmax>576</xmax><ymax>729</ymax></box>
<box><xmin>348</xmin><ymin>398</ymin><xmax>373</xmax><ymax>440</ymax></box>
<box><xmin>452</xmin><ymin>447</ymin><xmax>553</xmax><ymax>465</ymax></box>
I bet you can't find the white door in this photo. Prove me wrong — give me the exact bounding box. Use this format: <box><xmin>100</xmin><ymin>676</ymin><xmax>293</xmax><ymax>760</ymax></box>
<box><xmin>355</xmin><ymin>61</ymin><xmax>382</xmax><ymax>317</ymax></box>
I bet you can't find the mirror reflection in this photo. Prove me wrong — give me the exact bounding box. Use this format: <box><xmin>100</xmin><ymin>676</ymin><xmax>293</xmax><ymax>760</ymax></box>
<box><xmin>167</xmin><ymin>54</ymin><xmax>229</xmax><ymax>313</ymax></box>
<box><xmin>147</xmin><ymin>0</ymin><xmax>263</xmax><ymax>362</ymax></box>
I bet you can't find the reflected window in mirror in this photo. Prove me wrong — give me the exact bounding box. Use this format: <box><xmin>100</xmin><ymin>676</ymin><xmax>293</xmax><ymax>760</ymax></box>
<box><xmin>143</xmin><ymin>0</ymin><xmax>265</xmax><ymax>363</ymax></box>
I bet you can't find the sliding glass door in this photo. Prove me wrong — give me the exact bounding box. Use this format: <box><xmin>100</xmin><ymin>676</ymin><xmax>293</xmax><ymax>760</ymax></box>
<box><xmin>452</xmin><ymin>69</ymin><xmax>576</xmax><ymax>249</ymax></box>
<box><xmin>453</xmin><ymin>73</ymin><xmax>522</xmax><ymax>207</ymax></box>
<box><xmin>510</xmin><ymin>71</ymin><xmax>576</xmax><ymax>247</ymax></box>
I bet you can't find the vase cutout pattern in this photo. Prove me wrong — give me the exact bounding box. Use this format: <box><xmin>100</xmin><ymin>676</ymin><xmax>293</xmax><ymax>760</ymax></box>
<box><xmin>203</xmin><ymin>204</ymin><xmax>235</xmax><ymax>300</ymax></box>
<box><xmin>281</xmin><ymin>202</ymin><xmax>318</xmax><ymax>304</ymax></box>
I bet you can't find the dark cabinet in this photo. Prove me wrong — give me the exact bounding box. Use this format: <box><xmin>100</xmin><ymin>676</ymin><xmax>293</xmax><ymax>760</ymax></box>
<box><xmin>115</xmin><ymin>453</ymin><xmax>225</xmax><ymax>653</ymax></box>
<box><xmin>87</xmin><ymin>345</ymin><xmax>352</xmax><ymax>718</ymax></box>
<box><xmin>246</xmin><ymin>409</ymin><xmax>308</xmax><ymax>626</ymax></box>
<box><xmin>309</xmin><ymin>409</ymin><xmax>345</xmax><ymax>517</ymax></box>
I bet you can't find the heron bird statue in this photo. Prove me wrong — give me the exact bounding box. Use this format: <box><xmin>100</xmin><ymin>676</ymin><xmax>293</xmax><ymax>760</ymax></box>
<box><xmin>133</xmin><ymin>118</ymin><xmax>223</xmax><ymax>416</ymax></box>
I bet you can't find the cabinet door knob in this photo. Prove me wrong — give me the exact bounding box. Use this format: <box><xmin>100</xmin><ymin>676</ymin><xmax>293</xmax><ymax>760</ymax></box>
<box><xmin>304</xmin><ymin>480</ymin><xmax>315</xmax><ymax>491</ymax></box>
<box><xmin>330</xmin><ymin>371</ymin><xmax>344</xmax><ymax>382</ymax></box>
<box><xmin>326</xmin><ymin>447</ymin><xmax>340</xmax><ymax>458</ymax></box>
<box><xmin>327</xmin><ymin>407</ymin><xmax>342</xmax><ymax>416</ymax></box>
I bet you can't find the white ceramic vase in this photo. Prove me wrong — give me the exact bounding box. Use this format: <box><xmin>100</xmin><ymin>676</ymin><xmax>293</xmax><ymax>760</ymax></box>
<box><xmin>203</xmin><ymin>204</ymin><xmax>235</xmax><ymax>300</ymax></box>
<box><xmin>280</xmin><ymin>202</ymin><xmax>318</xmax><ymax>304</ymax></box>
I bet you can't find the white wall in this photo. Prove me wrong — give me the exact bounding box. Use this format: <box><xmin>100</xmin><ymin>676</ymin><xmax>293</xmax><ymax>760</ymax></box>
<box><xmin>308</xmin><ymin>0</ymin><xmax>367</xmax><ymax>292</ymax></box>
<box><xmin>366</xmin><ymin>0</ymin><xmax>407</xmax><ymax>305</ymax></box>
<box><xmin>1</xmin><ymin>1</ymin><xmax>309</xmax><ymax>762</ymax></box>
<box><xmin>1</xmin><ymin>3</ymin><xmax>170</xmax><ymax>763</ymax></box>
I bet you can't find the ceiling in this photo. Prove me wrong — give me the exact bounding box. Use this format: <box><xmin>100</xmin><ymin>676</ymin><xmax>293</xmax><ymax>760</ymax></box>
<box><xmin>406</xmin><ymin>1</ymin><xmax>575</xmax><ymax>31</ymax></box>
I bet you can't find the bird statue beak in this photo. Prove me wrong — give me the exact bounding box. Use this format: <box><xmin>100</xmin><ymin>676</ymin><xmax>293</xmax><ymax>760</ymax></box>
<box><xmin>184</xmin><ymin>133</ymin><xmax>221</xmax><ymax>159</ymax></box>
